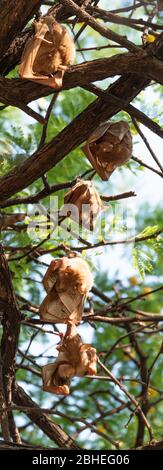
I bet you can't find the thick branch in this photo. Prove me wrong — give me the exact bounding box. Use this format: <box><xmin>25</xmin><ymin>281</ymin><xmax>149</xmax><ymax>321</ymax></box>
<box><xmin>136</xmin><ymin>439</ymin><xmax>163</xmax><ymax>450</ymax></box>
<box><xmin>0</xmin><ymin>0</ymin><xmax>41</xmax><ymax>56</ymax></box>
<box><xmin>13</xmin><ymin>384</ymin><xmax>79</xmax><ymax>449</ymax></box>
<box><xmin>88</xmin><ymin>5</ymin><xmax>163</xmax><ymax>31</ymax></box>
<box><xmin>59</xmin><ymin>0</ymin><xmax>139</xmax><ymax>52</ymax></box>
<box><xmin>0</xmin><ymin>245</ymin><xmax>21</xmax><ymax>442</ymax></box>
<box><xmin>0</xmin><ymin>52</ymin><xmax>157</xmax><ymax>106</ymax></box>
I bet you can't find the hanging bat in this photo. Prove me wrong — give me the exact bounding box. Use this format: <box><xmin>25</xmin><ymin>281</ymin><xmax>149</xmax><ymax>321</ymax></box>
<box><xmin>19</xmin><ymin>16</ymin><xmax>75</xmax><ymax>89</ymax></box>
<box><xmin>64</xmin><ymin>179</ymin><xmax>104</xmax><ymax>230</ymax></box>
<box><xmin>42</xmin><ymin>321</ymin><xmax>97</xmax><ymax>395</ymax></box>
<box><xmin>39</xmin><ymin>256</ymin><xmax>93</xmax><ymax>324</ymax></box>
<box><xmin>82</xmin><ymin>120</ymin><xmax>132</xmax><ymax>181</ymax></box>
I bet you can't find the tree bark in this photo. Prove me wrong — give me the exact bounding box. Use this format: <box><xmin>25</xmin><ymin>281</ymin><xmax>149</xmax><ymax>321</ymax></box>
<box><xmin>0</xmin><ymin>1</ymin><xmax>41</xmax><ymax>56</ymax></box>
<box><xmin>13</xmin><ymin>385</ymin><xmax>80</xmax><ymax>449</ymax></box>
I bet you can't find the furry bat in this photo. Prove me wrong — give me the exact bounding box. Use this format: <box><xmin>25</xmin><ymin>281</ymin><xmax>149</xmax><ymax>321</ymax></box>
<box><xmin>19</xmin><ymin>16</ymin><xmax>75</xmax><ymax>89</ymax></box>
<box><xmin>39</xmin><ymin>256</ymin><xmax>93</xmax><ymax>324</ymax></box>
<box><xmin>42</xmin><ymin>321</ymin><xmax>97</xmax><ymax>395</ymax></box>
<box><xmin>64</xmin><ymin>179</ymin><xmax>104</xmax><ymax>230</ymax></box>
<box><xmin>82</xmin><ymin>120</ymin><xmax>132</xmax><ymax>181</ymax></box>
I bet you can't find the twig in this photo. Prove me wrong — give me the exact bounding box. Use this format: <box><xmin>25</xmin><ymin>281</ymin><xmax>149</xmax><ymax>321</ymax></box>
<box><xmin>39</xmin><ymin>94</ymin><xmax>59</xmax><ymax>148</ymax></box>
<box><xmin>59</xmin><ymin>0</ymin><xmax>139</xmax><ymax>52</ymax></box>
<box><xmin>122</xmin><ymin>285</ymin><xmax>163</xmax><ymax>306</ymax></box>
<box><xmin>69</xmin><ymin>228</ymin><xmax>162</xmax><ymax>252</ymax></box>
<box><xmin>148</xmin><ymin>341</ymin><xmax>163</xmax><ymax>376</ymax></box>
<box><xmin>131</xmin><ymin>117</ymin><xmax>163</xmax><ymax>173</ymax></box>
<box><xmin>101</xmin><ymin>191</ymin><xmax>136</xmax><ymax>202</ymax></box>
<box><xmin>97</xmin><ymin>358</ymin><xmax>154</xmax><ymax>441</ymax></box>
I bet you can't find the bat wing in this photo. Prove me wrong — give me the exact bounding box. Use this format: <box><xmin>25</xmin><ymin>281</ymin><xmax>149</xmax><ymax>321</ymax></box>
<box><xmin>19</xmin><ymin>37</ymin><xmax>36</xmax><ymax>78</ymax></box>
<box><xmin>39</xmin><ymin>291</ymin><xmax>70</xmax><ymax>323</ymax></box>
<box><xmin>59</xmin><ymin>291</ymin><xmax>85</xmax><ymax>324</ymax></box>
<box><xmin>82</xmin><ymin>141</ymin><xmax>109</xmax><ymax>181</ymax></box>
<box><xmin>43</xmin><ymin>259</ymin><xmax>62</xmax><ymax>293</ymax></box>
<box><xmin>64</xmin><ymin>182</ymin><xmax>86</xmax><ymax>205</ymax></box>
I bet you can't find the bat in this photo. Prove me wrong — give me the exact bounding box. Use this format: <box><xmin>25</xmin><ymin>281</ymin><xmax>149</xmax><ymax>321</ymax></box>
<box><xmin>42</xmin><ymin>321</ymin><xmax>97</xmax><ymax>395</ymax></box>
<box><xmin>19</xmin><ymin>16</ymin><xmax>75</xmax><ymax>88</ymax></box>
<box><xmin>82</xmin><ymin>120</ymin><xmax>132</xmax><ymax>181</ymax></box>
<box><xmin>39</xmin><ymin>256</ymin><xmax>93</xmax><ymax>324</ymax></box>
<box><xmin>64</xmin><ymin>179</ymin><xmax>104</xmax><ymax>230</ymax></box>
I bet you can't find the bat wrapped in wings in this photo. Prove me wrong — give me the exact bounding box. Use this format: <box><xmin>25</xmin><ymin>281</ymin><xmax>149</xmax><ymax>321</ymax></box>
<box><xmin>64</xmin><ymin>179</ymin><xmax>104</xmax><ymax>230</ymax></box>
<box><xmin>42</xmin><ymin>322</ymin><xmax>97</xmax><ymax>395</ymax></box>
<box><xmin>82</xmin><ymin>120</ymin><xmax>132</xmax><ymax>181</ymax></box>
<box><xmin>39</xmin><ymin>256</ymin><xmax>93</xmax><ymax>324</ymax></box>
<box><xmin>19</xmin><ymin>16</ymin><xmax>75</xmax><ymax>89</ymax></box>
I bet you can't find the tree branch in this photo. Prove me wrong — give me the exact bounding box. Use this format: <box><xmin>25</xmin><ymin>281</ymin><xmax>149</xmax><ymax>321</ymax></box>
<box><xmin>1</xmin><ymin>48</ymin><xmax>163</xmax><ymax>108</ymax></box>
<box><xmin>0</xmin><ymin>244</ymin><xmax>21</xmax><ymax>442</ymax></box>
<box><xmin>0</xmin><ymin>0</ymin><xmax>41</xmax><ymax>56</ymax></box>
<box><xmin>59</xmin><ymin>0</ymin><xmax>139</xmax><ymax>52</ymax></box>
<box><xmin>0</xmin><ymin>72</ymin><xmax>150</xmax><ymax>203</ymax></box>
<box><xmin>136</xmin><ymin>439</ymin><xmax>163</xmax><ymax>450</ymax></box>
<box><xmin>13</xmin><ymin>384</ymin><xmax>79</xmax><ymax>449</ymax></box>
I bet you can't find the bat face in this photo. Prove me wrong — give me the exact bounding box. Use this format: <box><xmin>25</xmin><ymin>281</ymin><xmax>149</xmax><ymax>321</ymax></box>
<box><xmin>64</xmin><ymin>179</ymin><xmax>104</xmax><ymax>230</ymax></box>
<box><xmin>42</xmin><ymin>322</ymin><xmax>97</xmax><ymax>395</ymax></box>
<box><xmin>39</xmin><ymin>257</ymin><xmax>93</xmax><ymax>324</ymax></box>
<box><xmin>82</xmin><ymin>121</ymin><xmax>132</xmax><ymax>180</ymax></box>
<box><xmin>19</xmin><ymin>16</ymin><xmax>75</xmax><ymax>89</ymax></box>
